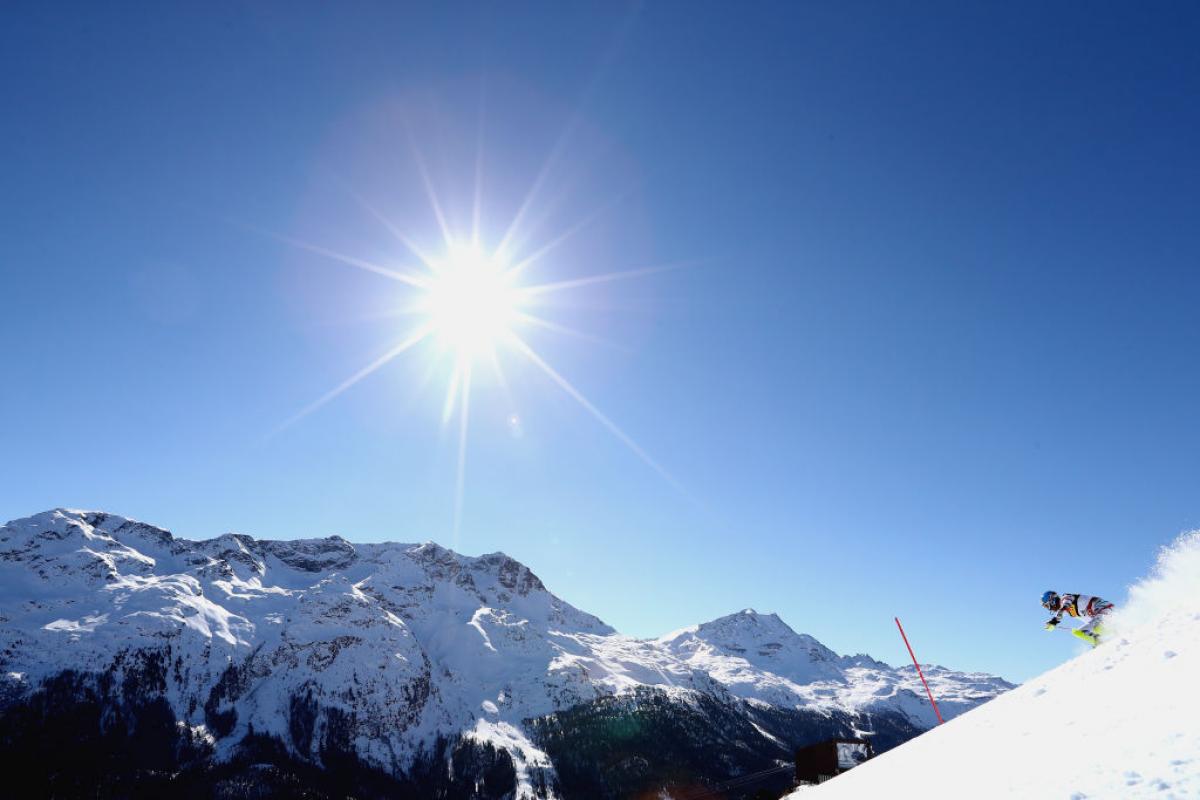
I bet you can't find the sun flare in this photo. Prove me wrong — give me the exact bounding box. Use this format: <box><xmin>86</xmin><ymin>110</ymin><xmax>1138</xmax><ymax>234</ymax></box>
<box><xmin>275</xmin><ymin>137</ymin><xmax>686</xmax><ymax>544</ymax></box>
<box><xmin>422</xmin><ymin>243</ymin><xmax>520</xmax><ymax>359</ymax></box>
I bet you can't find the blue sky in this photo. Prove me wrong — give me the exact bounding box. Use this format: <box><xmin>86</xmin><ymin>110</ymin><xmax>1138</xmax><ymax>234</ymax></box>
<box><xmin>2</xmin><ymin>2</ymin><xmax>1198</xmax><ymax>683</ymax></box>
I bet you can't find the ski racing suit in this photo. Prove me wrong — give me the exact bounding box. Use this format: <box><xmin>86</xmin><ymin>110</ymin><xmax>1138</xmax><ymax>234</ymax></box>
<box><xmin>1045</xmin><ymin>593</ymin><xmax>1113</xmax><ymax>642</ymax></box>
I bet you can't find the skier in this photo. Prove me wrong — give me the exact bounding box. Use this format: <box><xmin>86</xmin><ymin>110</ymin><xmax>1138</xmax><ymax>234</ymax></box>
<box><xmin>1041</xmin><ymin>590</ymin><xmax>1113</xmax><ymax>646</ymax></box>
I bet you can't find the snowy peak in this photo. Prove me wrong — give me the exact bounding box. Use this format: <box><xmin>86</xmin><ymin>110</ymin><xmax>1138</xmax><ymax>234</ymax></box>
<box><xmin>662</xmin><ymin>608</ymin><xmax>844</xmax><ymax>683</ymax></box>
<box><xmin>0</xmin><ymin>508</ymin><xmax>1012</xmax><ymax>798</ymax></box>
<box><xmin>696</xmin><ymin>609</ymin><xmax>837</xmax><ymax>660</ymax></box>
<box><xmin>1</xmin><ymin>509</ymin><xmax>551</xmax><ymax>603</ymax></box>
<box><xmin>656</xmin><ymin>607</ymin><xmax>1012</xmax><ymax>725</ymax></box>
<box><xmin>405</xmin><ymin>541</ymin><xmax>549</xmax><ymax>598</ymax></box>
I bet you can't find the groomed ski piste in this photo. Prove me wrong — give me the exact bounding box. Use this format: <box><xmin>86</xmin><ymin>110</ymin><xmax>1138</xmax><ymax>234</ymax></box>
<box><xmin>790</xmin><ymin>530</ymin><xmax>1200</xmax><ymax>799</ymax></box>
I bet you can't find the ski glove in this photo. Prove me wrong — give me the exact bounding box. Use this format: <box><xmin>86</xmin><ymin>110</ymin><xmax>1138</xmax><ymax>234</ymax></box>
<box><xmin>1044</xmin><ymin>618</ymin><xmax>1059</xmax><ymax>630</ymax></box>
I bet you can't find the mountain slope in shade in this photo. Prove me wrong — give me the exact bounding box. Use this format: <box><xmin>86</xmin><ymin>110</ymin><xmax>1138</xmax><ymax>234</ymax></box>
<box><xmin>790</xmin><ymin>531</ymin><xmax>1200</xmax><ymax>799</ymax></box>
<box><xmin>0</xmin><ymin>509</ymin><xmax>1014</xmax><ymax>798</ymax></box>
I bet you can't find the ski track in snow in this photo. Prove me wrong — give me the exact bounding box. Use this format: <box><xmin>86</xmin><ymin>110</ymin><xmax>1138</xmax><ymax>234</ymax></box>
<box><xmin>791</xmin><ymin>530</ymin><xmax>1200</xmax><ymax>800</ymax></box>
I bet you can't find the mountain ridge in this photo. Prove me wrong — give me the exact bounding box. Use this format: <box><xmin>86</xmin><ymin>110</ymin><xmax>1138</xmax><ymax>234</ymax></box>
<box><xmin>0</xmin><ymin>508</ymin><xmax>1013</xmax><ymax>798</ymax></box>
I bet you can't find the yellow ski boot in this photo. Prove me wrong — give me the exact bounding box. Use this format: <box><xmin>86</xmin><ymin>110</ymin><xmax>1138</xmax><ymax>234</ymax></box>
<box><xmin>1072</xmin><ymin>623</ymin><xmax>1103</xmax><ymax>648</ymax></box>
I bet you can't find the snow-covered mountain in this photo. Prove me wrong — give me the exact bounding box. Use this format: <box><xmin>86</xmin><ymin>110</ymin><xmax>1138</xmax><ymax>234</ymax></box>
<box><xmin>660</xmin><ymin>610</ymin><xmax>1006</xmax><ymax>728</ymax></box>
<box><xmin>789</xmin><ymin>530</ymin><xmax>1200</xmax><ymax>799</ymax></box>
<box><xmin>0</xmin><ymin>509</ymin><xmax>1012</xmax><ymax>799</ymax></box>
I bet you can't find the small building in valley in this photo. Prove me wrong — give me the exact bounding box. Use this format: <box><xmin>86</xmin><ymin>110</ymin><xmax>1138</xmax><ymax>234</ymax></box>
<box><xmin>794</xmin><ymin>737</ymin><xmax>874</xmax><ymax>785</ymax></box>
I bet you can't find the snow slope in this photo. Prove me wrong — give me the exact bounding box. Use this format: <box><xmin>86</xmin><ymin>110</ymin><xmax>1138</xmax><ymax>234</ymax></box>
<box><xmin>790</xmin><ymin>530</ymin><xmax>1200</xmax><ymax>799</ymax></box>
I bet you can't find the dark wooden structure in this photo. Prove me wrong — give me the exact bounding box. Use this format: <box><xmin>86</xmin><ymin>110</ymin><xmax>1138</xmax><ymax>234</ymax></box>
<box><xmin>794</xmin><ymin>737</ymin><xmax>874</xmax><ymax>785</ymax></box>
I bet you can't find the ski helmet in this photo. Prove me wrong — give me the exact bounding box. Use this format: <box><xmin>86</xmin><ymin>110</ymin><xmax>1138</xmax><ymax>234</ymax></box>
<box><xmin>1041</xmin><ymin>590</ymin><xmax>1059</xmax><ymax>610</ymax></box>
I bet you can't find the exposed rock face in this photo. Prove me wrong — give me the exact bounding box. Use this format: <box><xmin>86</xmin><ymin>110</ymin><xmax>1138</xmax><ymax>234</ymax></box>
<box><xmin>0</xmin><ymin>510</ymin><xmax>1014</xmax><ymax>798</ymax></box>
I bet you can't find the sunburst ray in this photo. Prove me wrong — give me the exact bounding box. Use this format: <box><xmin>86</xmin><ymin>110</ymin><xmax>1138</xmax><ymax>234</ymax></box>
<box><xmin>275</xmin><ymin>326</ymin><xmax>432</xmax><ymax>434</ymax></box>
<box><xmin>451</xmin><ymin>363</ymin><xmax>472</xmax><ymax>548</ymax></box>
<box><xmin>271</xmin><ymin>231</ymin><xmax>430</xmax><ymax>287</ymax></box>
<box><xmin>318</xmin><ymin>167</ymin><xmax>440</xmax><ymax>273</ymax></box>
<box><xmin>508</xmin><ymin>333</ymin><xmax>681</xmax><ymax>491</ymax></box>
<box><xmin>503</xmin><ymin>184</ymin><xmax>636</xmax><ymax>281</ymax></box>
<box><xmin>405</xmin><ymin>122</ymin><xmax>456</xmax><ymax>249</ymax></box>
<box><xmin>344</xmin><ymin>187</ymin><xmax>440</xmax><ymax>274</ymax></box>
<box><xmin>513</xmin><ymin>311</ymin><xmax>626</xmax><ymax>350</ymax></box>
<box><xmin>494</xmin><ymin>5</ymin><xmax>639</xmax><ymax>265</ymax></box>
<box><xmin>442</xmin><ymin>360</ymin><xmax>464</xmax><ymax>427</ymax></box>
<box><xmin>517</xmin><ymin>261</ymin><xmax>688</xmax><ymax>299</ymax></box>
<box><xmin>472</xmin><ymin>83</ymin><xmax>488</xmax><ymax>248</ymax></box>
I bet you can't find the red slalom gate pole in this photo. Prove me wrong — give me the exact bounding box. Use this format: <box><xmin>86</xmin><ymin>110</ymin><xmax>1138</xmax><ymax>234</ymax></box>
<box><xmin>894</xmin><ymin>617</ymin><xmax>944</xmax><ymax>725</ymax></box>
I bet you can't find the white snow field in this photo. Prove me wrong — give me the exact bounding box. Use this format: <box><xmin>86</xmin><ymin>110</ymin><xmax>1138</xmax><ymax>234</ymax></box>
<box><xmin>791</xmin><ymin>531</ymin><xmax>1200</xmax><ymax>799</ymax></box>
<box><xmin>0</xmin><ymin>509</ymin><xmax>1011</xmax><ymax>797</ymax></box>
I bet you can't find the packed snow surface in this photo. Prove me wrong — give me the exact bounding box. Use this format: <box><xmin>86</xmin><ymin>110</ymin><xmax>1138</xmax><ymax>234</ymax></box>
<box><xmin>791</xmin><ymin>530</ymin><xmax>1200</xmax><ymax>799</ymax></box>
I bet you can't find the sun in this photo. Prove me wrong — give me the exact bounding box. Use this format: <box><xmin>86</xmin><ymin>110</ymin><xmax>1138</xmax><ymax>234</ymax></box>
<box><xmin>272</xmin><ymin>143</ymin><xmax>686</xmax><ymax>544</ymax></box>
<box><xmin>422</xmin><ymin>243</ymin><xmax>520</xmax><ymax>360</ymax></box>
